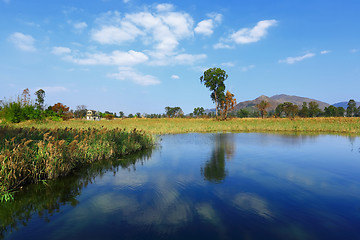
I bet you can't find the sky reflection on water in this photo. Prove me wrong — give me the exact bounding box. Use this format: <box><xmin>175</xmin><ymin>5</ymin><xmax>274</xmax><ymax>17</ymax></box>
<box><xmin>2</xmin><ymin>133</ymin><xmax>360</xmax><ymax>240</ymax></box>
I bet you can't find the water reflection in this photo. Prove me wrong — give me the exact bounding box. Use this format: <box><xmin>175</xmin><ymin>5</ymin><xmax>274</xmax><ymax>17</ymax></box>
<box><xmin>0</xmin><ymin>149</ymin><xmax>153</xmax><ymax>239</ymax></box>
<box><xmin>201</xmin><ymin>134</ymin><xmax>235</xmax><ymax>183</ymax></box>
<box><xmin>2</xmin><ymin>133</ymin><xmax>360</xmax><ymax>240</ymax></box>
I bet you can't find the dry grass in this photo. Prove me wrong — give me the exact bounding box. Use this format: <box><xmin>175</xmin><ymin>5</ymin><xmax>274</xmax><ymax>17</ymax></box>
<box><xmin>11</xmin><ymin>117</ymin><xmax>360</xmax><ymax>135</ymax></box>
<box><xmin>0</xmin><ymin>126</ymin><xmax>154</xmax><ymax>199</ymax></box>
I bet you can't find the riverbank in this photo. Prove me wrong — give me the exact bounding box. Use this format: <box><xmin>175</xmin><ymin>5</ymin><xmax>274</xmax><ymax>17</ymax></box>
<box><xmin>0</xmin><ymin>126</ymin><xmax>154</xmax><ymax>201</ymax></box>
<box><xmin>11</xmin><ymin>117</ymin><xmax>360</xmax><ymax>135</ymax></box>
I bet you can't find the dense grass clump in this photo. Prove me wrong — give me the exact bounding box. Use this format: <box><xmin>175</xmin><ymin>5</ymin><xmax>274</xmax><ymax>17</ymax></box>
<box><xmin>0</xmin><ymin>126</ymin><xmax>154</xmax><ymax>199</ymax></box>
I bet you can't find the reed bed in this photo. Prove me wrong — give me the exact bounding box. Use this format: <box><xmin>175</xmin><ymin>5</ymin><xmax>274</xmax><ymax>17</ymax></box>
<box><xmin>12</xmin><ymin>117</ymin><xmax>360</xmax><ymax>135</ymax></box>
<box><xmin>0</xmin><ymin>126</ymin><xmax>154</xmax><ymax>200</ymax></box>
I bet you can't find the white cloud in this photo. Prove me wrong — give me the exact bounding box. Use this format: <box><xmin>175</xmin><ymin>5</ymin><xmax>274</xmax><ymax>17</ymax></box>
<box><xmin>213</xmin><ymin>42</ymin><xmax>233</xmax><ymax>49</ymax></box>
<box><xmin>74</xmin><ymin>22</ymin><xmax>88</xmax><ymax>31</ymax></box>
<box><xmin>92</xmin><ymin>10</ymin><xmax>195</xmax><ymax>64</ymax></box>
<box><xmin>51</xmin><ymin>46</ymin><xmax>71</xmax><ymax>55</ymax></box>
<box><xmin>171</xmin><ymin>75</ymin><xmax>180</xmax><ymax>79</ymax></box>
<box><xmin>156</xmin><ymin>3</ymin><xmax>174</xmax><ymax>12</ymax></box>
<box><xmin>92</xmin><ymin>24</ymin><xmax>143</xmax><ymax>44</ymax></box>
<box><xmin>320</xmin><ymin>50</ymin><xmax>331</xmax><ymax>54</ymax></box>
<box><xmin>279</xmin><ymin>53</ymin><xmax>315</xmax><ymax>64</ymax></box>
<box><xmin>195</xmin><ymin>13</ymin><xmax>222</xmax><ymax>36</ymax></box>
<box><xmin>8</xmin><ymin>32</ymin><xmax>36</xmax><ymax>52</ymax></box>
<box><xmin>195</xmin><ymin>19</ymin><xmax>214</xmax><ymax>36</ymax></box>
<box><xmin>123</xmin><ymin>0</ymin><xmax>130</xmax><ymax>3</ymax></box>
<box><xmin>65</xmin><ymin>50</ymin><xmax>148</xmax><ymax>66</ymax></box>
<box><xmin>241</xmin><ymin>65</ymin><xmax>255</xmax><ymax>72</ymax></box>
<box><xmin>231</xmin><ymin>19</ymin><xmax>278</xmax><ymax>44</ymax></box>
<box><xmin>221</xmin><ymin>62</ymin><xmax>235</xmax><ymax>68</ymax></box>
<box><xmin>108</xmin><ymin>67</ymin><xmax>160</xmax><ymax>86</ymax></box>
<box><xmin>350</xmin><ymin>49</ymin><xmax>359</xmax><ymax>53</ymax></box>
<box><xmin>3</xmin><ymin>0</ymin><xmax>10</xmax><ymax>3</ymax></box>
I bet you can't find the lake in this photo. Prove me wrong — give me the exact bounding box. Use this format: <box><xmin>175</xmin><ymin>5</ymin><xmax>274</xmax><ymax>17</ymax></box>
<box><xmin>1</xmin><ymin>133</ymin><xmax>360</xmax><ymax>240</ymax></box>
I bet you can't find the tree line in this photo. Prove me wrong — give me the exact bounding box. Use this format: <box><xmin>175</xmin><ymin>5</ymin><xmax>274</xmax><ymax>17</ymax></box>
<box><xmin>1</xmin><ymin>68</ymin><xmax>359</xmax><ymax>123</ymax></box>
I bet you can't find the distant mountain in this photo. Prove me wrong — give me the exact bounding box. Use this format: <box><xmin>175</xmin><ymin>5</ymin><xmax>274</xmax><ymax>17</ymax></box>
<box><xmin>233</xmin><ymin>94</ymin><xmax>330</xmax><ymax>112</ymax></box>
<box><xmin>332</xmin><ymin>101</ymin><xmax>360</xmax><ymax>109</ymax></box>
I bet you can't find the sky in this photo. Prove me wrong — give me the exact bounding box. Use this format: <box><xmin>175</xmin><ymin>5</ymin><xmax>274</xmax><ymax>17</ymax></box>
<box><xmin>1</xmin><ymin>0</ymin><xmax>359</xmax><ymax>115</ymax></box>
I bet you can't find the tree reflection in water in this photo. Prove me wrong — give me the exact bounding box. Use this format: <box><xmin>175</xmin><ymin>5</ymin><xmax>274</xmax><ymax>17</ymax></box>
<box><xmin>0</xmin><ymin>149</ymin><xmax>153</xmax><ymax>239</ymax></box>
<box><xmin>201</xmin><ymin>134</ymin><xmax>235</xmax><ymax>183</ymax></box>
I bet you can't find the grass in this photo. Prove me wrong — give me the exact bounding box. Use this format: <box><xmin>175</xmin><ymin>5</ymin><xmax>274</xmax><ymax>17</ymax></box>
<box><xmin>0</xmin><ymin>126</ymin><xmax>154</xmax><ymax>201</ymax></box>
<box><xmin>11</xmin><ymin>117</ymin><xmax>360</xmax><ymax>135</ymax></box>
<box><xmin>1</xmin><ymin>117</ymin><xmax>359</xmax><ymax>201</ymax></box>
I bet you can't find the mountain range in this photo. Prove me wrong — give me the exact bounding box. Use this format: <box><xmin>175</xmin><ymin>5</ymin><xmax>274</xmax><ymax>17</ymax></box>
<box><xmin>233</xmin><ymin>94</ymin><xmax>330</xmax><ymax>112</ymax></box>
<box><xmin>204</xmin><ymin>94</ymin><xmax>357</xmax><ymax>113</ymax></box>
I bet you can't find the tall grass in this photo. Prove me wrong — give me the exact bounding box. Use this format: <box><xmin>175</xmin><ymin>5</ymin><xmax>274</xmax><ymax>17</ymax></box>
<box><xmin>12</xmin><ymin>117</ymin><xmax>360</xmax><ymax>135</ymax></box>
<box><xmin>0</xmin><ymin>126</ymin><xmax>154</xmax><ymax>200</ymax></box>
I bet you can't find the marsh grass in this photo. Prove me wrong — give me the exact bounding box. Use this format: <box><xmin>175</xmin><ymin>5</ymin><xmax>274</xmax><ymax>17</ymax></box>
<box><xmin>12</xmin><ymin>117</ymin><xmax>360</xmax><ymax>135</ymax></box>
<box><xmin>0</xmin><ymin>126</ymin><xmax>154</xmax><ymax>200</ymax></box>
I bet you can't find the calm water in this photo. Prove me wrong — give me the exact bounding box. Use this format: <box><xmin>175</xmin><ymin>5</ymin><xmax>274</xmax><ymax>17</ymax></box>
<box><xmin>1</xmin><ymin>133</ymin><xmax>360</xmax><ymax>240</ymax></box>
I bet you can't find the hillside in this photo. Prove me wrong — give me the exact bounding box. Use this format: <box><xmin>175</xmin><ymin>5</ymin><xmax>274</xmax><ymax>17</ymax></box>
<box><xmin>332</xmin><ymin>101</ymin><xmax>360</xmax><ymax>109</ymax></box>
<box><xmin>233</xmin><ymin>94</ymin><xmax>330</xmax><ymax>112</ymax></box>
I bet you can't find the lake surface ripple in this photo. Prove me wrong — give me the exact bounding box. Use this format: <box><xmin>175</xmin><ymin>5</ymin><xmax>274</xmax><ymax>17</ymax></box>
<box><xmin>1</xmin><ymin>133</ymin><xmax>360</xmax><ymax>240</ymax></box>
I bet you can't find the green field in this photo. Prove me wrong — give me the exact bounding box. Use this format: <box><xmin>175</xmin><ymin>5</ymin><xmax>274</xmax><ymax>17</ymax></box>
<box><xmin>11</xmin><ymin>117</ymin><xmax>360</xmax><ymax>135</ymax></box>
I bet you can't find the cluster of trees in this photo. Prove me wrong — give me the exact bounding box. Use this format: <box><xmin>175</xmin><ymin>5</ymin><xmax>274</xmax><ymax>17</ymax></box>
<box><xmin>0</xmin><ymin>89</ymin><xmax>123</xmax><ymax>123</ymax></box>
<box><xmin>0</xmin><ymin>88</ymin><xmax>69</xmax><ymax>123</ymax></box>
<box><xmin>233</xmin><ymin>100</ymin><xmax>359</xmax><ymax>119</ymax></box>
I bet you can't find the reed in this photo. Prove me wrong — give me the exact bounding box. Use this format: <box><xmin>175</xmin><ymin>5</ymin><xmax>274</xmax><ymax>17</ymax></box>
<box><xmin>0</xmin><ymin>126</ymin><xmax>154</xmax><ymax>200</ymax></box>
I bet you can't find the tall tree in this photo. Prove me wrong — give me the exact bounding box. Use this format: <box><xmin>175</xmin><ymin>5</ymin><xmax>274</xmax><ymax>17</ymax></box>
<box><xmin>346</xmin><ymin>99</ymin><xmax>357</xmax><ymax>117</ymax></box>
<box><xmin>308</xmin><ymin>101</ymin><xmax>321</xmax><ymax>117</ymax></box>
<box><xmin>256</xmin><ymin>100</ymin><xmax>270</xmax><ymax>118</ymax></box>
<box><xmin>34</xmin><ymin>89</ymin><xmax>45</xmax><ymax>110</ymax></box>
<box><xmin>21</xmin><ymin>88</ymin><xmax>30</xmax><ymax>106</ymax></box>
<box><xmin>200</xmin><ymin>68</ymin><xmax>227</xmax><ymax>118</ymax></box>
<box><xmin>298</xmin><ymin>102</ymin><xmax>309</xmax><ymax>117</ymax></box>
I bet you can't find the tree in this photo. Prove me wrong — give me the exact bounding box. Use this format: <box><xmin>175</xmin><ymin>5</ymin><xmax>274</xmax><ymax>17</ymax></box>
<box><xmin>118</xmin><ymin>111</ymin><xmax>124</xmax><ymax>118</ymax></box>
<box><xmin>74</xmin><ymin>105</ymin><xmax>87</xmax><ymax>118</ymax></box>
<box><xmin>51</xmin><ymin>103</ymin><xmax>71</xmax><ymax>120</ymax></box>
<box><xmin>308</xmin><ymin>101</ymin><xmax>321</xmax><ymax>117</ymax></box>
<box><xmin>256</xmin><ymin>100</ymin><xmax>270</xmax><ymax>118</ymax></box>
<box><xmin>34</xmin><ymin>89</ymin><xmax>45</xmax><ymax>110</ymax></box>
<box><xmin>21</xmin><ymin>88</ymin><xmax>31</xmax><ymax>106</ymax></box>
<box><xmin>324</xmin><ymin>105</ymin><xmax>338</xmax><ymax>117</ymax></box>
<box><xmin>298</xmin><ymin>102</ymin><xmax>309</xmax><ymax>118</ymax></box>
<box><xmin>200</xmin><ymin>68</ymin><xmax>227</xmax><ymax>118</ymax></box>
<box><xmin>219</xmin><ymin>91</ymin><xmax>237</xmax><ymax>119</ymax></box>
<box><xmin>237</xmin><ymin>109</ymin><xmax>249</xmax><ymax>118</ymax></box>
<box><xmin>165</xmin><ymin>106</ymin><xmax>183</xmax><ymax>118</ymax></box>
<box><xmin>193</xmin><ymin>107</ymin><xmax>205</xmax><ymax>117</ymax></box>
<box><xmin>276</xmin><ymin>102</ymin><xmax>298</xmax><ymax>118</ymax></box>
<box><xmin>346</xmin><ymin>99</ymin><xmax>357</xmax><ymax>117</ymax></box>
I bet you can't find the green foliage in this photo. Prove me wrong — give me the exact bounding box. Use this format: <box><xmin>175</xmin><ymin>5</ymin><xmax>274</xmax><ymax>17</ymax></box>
<box><xmin>34</xmin><ymin>89</ymin><xmax>45</xmax><ymax>110</ymax></box>
<box><xmin>165</xmin><ymin>106</ymin><xmax>183</xmax><ymax>118</ymax></box>
<box><xmin>193</xmin><ymin>107</ymin><xmax>205</xmax><ymax>117</ymax></box>
<box><xmin>298</xmin><ymin>102</ymin><xmax>309</xmax><ymax>117</ymax></box>
<box><xmin>200</xmin><ymin>68</ymin><xmax>228</xmax><ymax>117</ymax></box>
<box><xmin>236</xmin><ymin>109</ymin><xmax>250</xmax><ymax>118</ymax></box>
<box><xmin>275</xmin><ymin>102</ymin><xmax>298</xmax><ymax>118</ymax></box>
<box><xmin>308</xmin><ymin>101</ymin><xmax>321</xmax><ymax>117</ymax></box>
<box><xmin>346</xmin><ymin>99</ymin><xmax>358</xmax><ymax>117</ymax></box>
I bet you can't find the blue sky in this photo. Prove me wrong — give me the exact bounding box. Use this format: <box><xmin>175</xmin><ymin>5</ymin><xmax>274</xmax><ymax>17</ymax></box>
<box><xmin>1</xmin><ymin>0</ymin><xmax>359</xmax><ymax>114</ymax></box>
